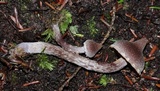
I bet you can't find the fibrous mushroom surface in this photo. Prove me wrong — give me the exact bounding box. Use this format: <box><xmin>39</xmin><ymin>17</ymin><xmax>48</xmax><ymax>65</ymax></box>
<box><xmin>9</xmin><ymin>42</ymin><xmax>127</xmax><ymax>73</ymax></box>
<box><xmin>110</xmin><ymin>38</ymin><xmax>148</xmax><ymax>75</ymax></box>
<box><xmin>83</xmin><ymin>40</ymin><xmax>102</xmax><ymax>58</ymax></box>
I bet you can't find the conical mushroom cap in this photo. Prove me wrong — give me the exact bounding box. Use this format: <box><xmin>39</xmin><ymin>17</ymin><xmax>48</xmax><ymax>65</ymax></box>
<box><xmin>110</xmin><ymin>38</ymin><xmax>148</xmax><ymax>75</ymax></box>
<box><xmin>84</xmin><ymin>40</ymin><xmax>102</xmax><ymax>58</ymax></box>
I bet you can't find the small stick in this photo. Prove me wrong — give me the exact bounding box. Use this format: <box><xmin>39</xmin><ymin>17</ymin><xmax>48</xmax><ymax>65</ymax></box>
<box><xmin>149</xmin><ymin>44</ymin><xmax>158</xmax><ymax>57</ymax></box>
<box><xmin>130</xmin><ymin>28</ymin><xmax>138</xmax><ymax>38</ymax></box>
<box><xmin>58</xmin><ymin>66</ymin><xmax>81</xmax><ymax>91</ymax></box>
<box><xmin>57</xmin><ymin>0</ymin><xmax>68</xmax><ymax>11</ymax></box>
<box><xmin>100</xmin><ymin>15</ymin><xmax>111</xmax><ymax>27</ymax></box>
<box><xmin>125</xmin><ymin>13</ymin><xmax>138</xmax><ymax>22</ymax></box>
<box><xmin>121</xmin><ymin>71</ymin><xmax>133</xmax><ymax>85</ymax></box>
<box><xmin>124</xmin><ymin>75</ymin><xmax>133</xmax><ymax>85</ymax></box>
<box><xmin>100</xmin><ymin>6</ymin><xmax>116</xmax><ymax>45</ymax></box>
<box><xmin>19</xmin><ymin>26</ymin><xmax>34</xmax><ymax>32</ymax></box>
<box><xmin>44</xmin><ymin>2</ymin><xmax>55</xmax><ymax>10</ymax></box>
<box><xmin>141</xmin><ymin>75</ymin><xmax>160</xmax><ymax>81</ymax></box>
<box><xmin>22</xmin><ymin>81</ymin><xmax>40</xmax><ymax>87</ymax></box>
<box><xmin>144</xmin><ymin>56</ymin><xmax>155</xmax><ymax>62</ymax></box>
<box><xmin>0</xmin><ymin>10</ymin><xmax>17</xmax><ymax>30</ymax></box>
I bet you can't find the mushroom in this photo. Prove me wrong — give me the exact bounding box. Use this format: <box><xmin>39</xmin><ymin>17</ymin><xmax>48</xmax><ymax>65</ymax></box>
<box><xmin>52</xmin><ymin>24</ymin><xmax>102</xmax><ymax>58</ymax></box>
<box><xmin>83</xmin><ymin>40</ymin><xmax>102</xmax><ymax>58</ymax></box>
<box><xmin>9</xmin><ymin>41</ymin><xmax>128</xmax><ymax>73</ymax></box>
<box><xmin>110</xmin><ymin>38</ymin><xmax>148</xmax><ymax>75</ymax></box>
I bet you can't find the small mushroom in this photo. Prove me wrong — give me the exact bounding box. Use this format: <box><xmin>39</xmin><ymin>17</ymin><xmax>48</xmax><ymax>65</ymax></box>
<box><xmin>84</xmin><ymin>40</ymin><xmax>102</xmax><ymax>57</ymax></box>
<box><xmin>110</xmin><ymin>38</ymin><xmax>148</xmax><ymax>75</ymax></box>
<box><xmin>59</xmin><ymin>39</ymin><xmax>102</xmax><ymax>58</ymax></box>
<box><xmin>52</xmin><ymin>24</ymin><xmax>102</xmax><ymax>58</ymax></box>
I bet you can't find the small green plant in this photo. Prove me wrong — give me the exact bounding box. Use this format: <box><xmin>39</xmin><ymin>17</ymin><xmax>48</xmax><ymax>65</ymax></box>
<box><xmin>149</xmin><ymin>6</ymin><xmax>160</xmax><ymax>10</ymax></box>
<box><xmin>59</xmin><ymin>9</ymin><xmax>83</xmax><ymax>37</ymax></box>
<box><xmin>37</xmin><ymin>53</ymin><xmax>57</xmax><ymax>71</ymax></box>
<box><xmin>99</xmin><ymin>74</ymin><xmax>113</xmax><ymax>86</ymax></box>
<box><xmin>60</xmin><ymin>9</ymin><xmax>72</xmax><ymax>34</ymax></box>
<box><xmin>144</xmin><ymin>62</ymin><xmax>149</xmax><ymax>70</ymax></box>
<box><xmin>11</xmin><ymin>73</ymin><xmax>18</xmax><ymax>85</ymax></box>
<box><xmin>86</xmin><ymin>16</ymin><xmax>98</xmax><ymax>37</ymax></box>
<box><xmin>41</xmin><ymin>28</ymin><xmax>54</xmax><ymax>42</ymax></box>
<box><xmin>117</xmin><ymin>0</ymin><xmax>124</xmax><ymax>4</ymax></box>
<box><xmin>105</xmin><ymin>13</ymin><xmax>112</xmax><ymax>22</ymax></box>
<box><xmin>37</xmin><ymin>48</ymin><xmax>57</xmax><ymax>71</ymax></box>
<box><xmin>109</xmin><ymin>38</ymin><xmax>119</xmax><ymax>42</ymax></box>
<box><xmin>149</xmin><ymin>88</ymin><xmax>154</xmax><ymax>91</ymax></box>
<box><xmin>43</xmin><ymin>9</ymin><xmax>83</xmax><ymax>41</ymax></box>
<box><xmin>69</xmin><ymin>25</ymin><xmax>84</xmax><ymax>37</ymax></box>
<box><xmin>117</xmin><ymin>0</ymin><xmax>129</xmax><ymax>10</ymax></box>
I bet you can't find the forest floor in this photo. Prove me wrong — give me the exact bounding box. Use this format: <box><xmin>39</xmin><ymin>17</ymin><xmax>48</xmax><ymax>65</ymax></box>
<box><xmin>0</xmin><ymin>0</ymin><xmax>160</xmax><ymax>91</ymax></box>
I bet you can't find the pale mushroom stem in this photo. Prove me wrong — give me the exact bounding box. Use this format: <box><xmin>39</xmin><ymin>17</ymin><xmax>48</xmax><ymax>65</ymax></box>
<box><xmin>52</xmin><ymin>24</ymin><xmax>85</xmax><ymax>53</ymax></box>
<box><xmin>52</xmin><ymin>23</ymin><xmax>102</xmax><ymax>57</ymax></box>
<box><xmin>10</xmin><ymin>42</ymin><xmax>127</xmax><ymax>73</ymax></box>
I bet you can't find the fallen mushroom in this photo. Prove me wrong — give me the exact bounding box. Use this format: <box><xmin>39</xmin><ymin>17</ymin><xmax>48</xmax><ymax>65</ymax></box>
<box><xmin>8</xmin><ymin>23</ymin><xmax>148</xmax><ymax>74</ymax></box>
<box><xmin>9</xmin><ymin>42</ymin><xmax>127</xmax><ymax>73</ymax></box>
<box><xmin>8</xmin><ymin>38</ymin><xmax>148</xmax><ymax>74</ymax></box>
<box><xmin>52</xmin><ymin>24</ymin><xmax>102</xmax><ymax>58</ymax></box>
<box><xmin>110</xmin><ymin>38</ymin><xmax>148</xmax><ymax>75</ymax></box>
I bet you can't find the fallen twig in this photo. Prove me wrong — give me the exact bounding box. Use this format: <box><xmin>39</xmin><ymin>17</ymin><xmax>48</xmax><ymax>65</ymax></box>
<box><xmin>10</xmin><ymin>7</ymin><xmax>33</xmax><ymax>32</ymax></box>
<box><xmin>22</xmin><ymin>80</ymin><xmax>40</xmax><ymax>87</ymax></box>
<box><xmin>0</xmin><ymin>10</ymin><xmax>17</xmax><ymax>30</ymax></box>
<box><xmin>57</xmin><ymin>0</ymin><xmax>68</xmax><ymax>11</ymax></box>
<box><xmin>10</xmin><ymin>7</ymin><xmax>23</xmax><ymax>30</ymax></box>
<box><xmin>59</xmin><ymin>66</ymin><xmax>81</xmax><ymax>91</ymax></box>
<box><xmin>45</xmin><ymin>2</ymin><xmax>55</xmax><ymax>10</ymax></box>
<box><xmin>100</xmin><ymin>6</ymin><xmax>116</xmax><ymax>45</ymax></box>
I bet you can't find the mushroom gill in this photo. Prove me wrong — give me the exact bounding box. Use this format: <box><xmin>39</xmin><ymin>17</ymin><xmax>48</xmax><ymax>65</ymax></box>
<box><xmin>110</xmin><ymin>38</ymin><xmax>148</xmax><ymax>75</ymax></box>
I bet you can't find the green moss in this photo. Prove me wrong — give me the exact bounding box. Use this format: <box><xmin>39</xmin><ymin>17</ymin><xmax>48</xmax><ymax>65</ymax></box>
<box><xmin>86</xmin><ymin>16</ymin><xmax>98</xmax><ymax>37</ymax></box>
<box><xmin>117</xmin><ymin>0</ymin><xmax>124</xmax><ymax>4</ymax></box>
<box><xmin>99</xmin><ymin>74</ymin><xmax>113</xmax><ymax>86</ymax></box>
<box><xmin>60</xmin><ymin>9</ymin><xmax>72</xmax><ymax>34</ymax></box>
<box><xmin>41</xmin><ymin>28</ymin><xmax>54</xmax><ymax>42</ymax></box>
<box><xmin>36</xmin><ymin>48</ymin><xmax>58</xmax><ymax>71</ymax></box>
<box><xmin>69</xmin><ymin>25</ymin><xmax>84</xmax><ymax>37</ymax></box>
<box><xmin>10</xmin><ymin>73</ymin><xmax>18</xmax><ymax>85</ymax></box>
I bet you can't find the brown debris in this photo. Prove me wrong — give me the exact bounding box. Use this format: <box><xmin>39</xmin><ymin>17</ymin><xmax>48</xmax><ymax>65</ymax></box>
<box><xmin>22</xmin><ymin>81</ymin><xmax>40</xmax><ymax>87</ymax></box>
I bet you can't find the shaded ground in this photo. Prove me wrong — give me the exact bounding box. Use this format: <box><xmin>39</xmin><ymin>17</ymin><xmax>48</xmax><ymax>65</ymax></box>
<box><xmin>0</xmin><ymin>0</ymin><xmax>160</xmax><ymax>91</ymax></box>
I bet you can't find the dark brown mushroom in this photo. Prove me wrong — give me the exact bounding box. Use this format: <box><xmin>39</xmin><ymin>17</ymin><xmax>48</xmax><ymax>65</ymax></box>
<box><xmin>110</xmin><ymin>38</ymin><xmax>148</xmax><ymax>75</ymax></box>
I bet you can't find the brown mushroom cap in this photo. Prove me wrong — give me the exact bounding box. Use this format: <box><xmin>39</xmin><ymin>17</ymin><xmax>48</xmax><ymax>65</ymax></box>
<box><xmin>110</xmin><ymin>38</ymin><xmax>148</xmax><ymax>75</ymax></box>
<box><xmin>84</xmin><ymin>40</ymin><xmax>102</xmax><ymax>58</ymax></box>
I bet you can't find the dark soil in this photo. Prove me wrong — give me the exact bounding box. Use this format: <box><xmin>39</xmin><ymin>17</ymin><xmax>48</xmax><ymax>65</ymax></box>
<box><xmin>0</xmin><ymin>0</ymin><xmax>160</xmax><ymax>91</ymax></box>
